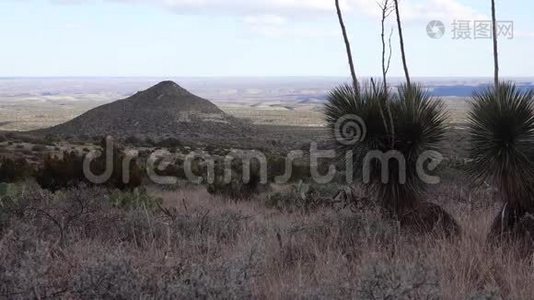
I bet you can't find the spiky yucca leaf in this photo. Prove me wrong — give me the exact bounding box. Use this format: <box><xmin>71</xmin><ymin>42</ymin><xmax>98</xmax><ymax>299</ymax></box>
<box><xmin>380</xmin><ymin>84</ymin><xmax>447</xmax><ymax>213</ymax></box>
<box><xmin>324</xmin><ymin>83</ymin><xmax>390</xmax><ymax>162</ymax></box>
<box><xmin>468</xmin><ymin>82</ymin><xmax>534</xmax><ymax>208</ymax></box>
<box><xmin>325</xmin><ymin>83</ymin><xmax>447</xmax><ymax>215</ymax></box>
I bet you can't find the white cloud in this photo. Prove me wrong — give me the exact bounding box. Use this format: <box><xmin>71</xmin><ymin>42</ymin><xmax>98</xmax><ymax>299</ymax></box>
<box><xmin>55</xmin><ymin>0</ymin><xmax>485</xmax><ymax>21</ymax></box>
<box><xmin>402</xmin><ymin>0</ymin><xmax>487</xmax><ymax>21</ymax></box>
<box><xmin>243</xmin><ymin>14</ymin><xmax>337</xmax><ymax>38</ymax></box>
<box><xmin>243</xmin><ymin>14</ymin><xmax>287</xmax><ymax>27</ymax></box>
<box><xmin>52</xmin><ymin>0</ymin><xmax>486</xmax><ymax>38</ymax></box>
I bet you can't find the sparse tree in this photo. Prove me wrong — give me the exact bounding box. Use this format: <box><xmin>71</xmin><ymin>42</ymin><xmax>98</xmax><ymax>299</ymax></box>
<box><xmin>335</xmin><ymin>0</ymin><xmax>359</xmax><ymax>91</ymax></box>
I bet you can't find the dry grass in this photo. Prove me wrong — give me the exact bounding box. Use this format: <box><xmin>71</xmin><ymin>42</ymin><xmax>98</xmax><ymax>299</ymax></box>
<box><xmin>0</xmin><ymin>182</ymin><xmax>533</xmax><ymax>299</ymax></box>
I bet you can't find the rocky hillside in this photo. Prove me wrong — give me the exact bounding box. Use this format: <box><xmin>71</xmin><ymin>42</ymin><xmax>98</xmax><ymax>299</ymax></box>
<box><xmin>37</xmin><ymin>81</ymin><xmax>253</xmax><ymax>141</ymax></box>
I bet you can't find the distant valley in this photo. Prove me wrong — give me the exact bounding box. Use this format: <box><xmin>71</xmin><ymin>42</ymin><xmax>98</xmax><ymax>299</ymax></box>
<box><xmin>1</xmin><ymin>77</ymin><xmax>533</xmax><ymax>131</ymax></box>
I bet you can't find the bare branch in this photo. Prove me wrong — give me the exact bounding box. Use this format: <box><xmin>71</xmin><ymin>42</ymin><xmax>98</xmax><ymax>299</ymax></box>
<box><xmin>378</xmin><ymin>0</ymin><xmax>395</xmax><ymax>147</ymax></box>
<box><xmin>335</xmin><ymin>0</ymin><xmax>359</xmax><ymax>91</ymax></box>
<box><xmin>385</xmin><ymin>27</ymin><xmax>394</xmax><ymax>76</ymax></box>
<box><xmin>379</xmin><ymin>0</ymin><xmax>394</xmax><ymax>90</ymax></box>
<box><xmin>393</xmin><ymin>0</ymin><xmax>411</xmax><ymax>87</ymax></box>
<box><xmin>491</xmin><ymin>0</ymin><xmax>499</xmax><ymax>87</ymax></box>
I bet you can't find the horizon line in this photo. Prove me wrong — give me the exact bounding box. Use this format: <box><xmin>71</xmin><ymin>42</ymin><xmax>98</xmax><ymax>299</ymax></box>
<box><xmin>2</xmin><ymin>76</ymin><xmax>534</xmax><ymax>80</ymax></box>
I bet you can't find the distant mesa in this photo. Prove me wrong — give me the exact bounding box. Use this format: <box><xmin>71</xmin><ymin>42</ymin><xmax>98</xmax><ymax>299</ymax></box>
<box><xmin>36</xmin><ymin>81</ymin><xmax>252</xmax><ymax>139</ymax></box>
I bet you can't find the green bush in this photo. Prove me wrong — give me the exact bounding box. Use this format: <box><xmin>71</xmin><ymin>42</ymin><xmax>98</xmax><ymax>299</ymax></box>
<box><xmin>0</xmin><ymin>157</ymin><xmax>33</xmax><ymax>183</ymax></box>
<box><xmin>156</xmin><ymin>137</ymin><xmax>182</xmax><ymax>148</ymax></box>
<box><xmin>144</xmin><ymin>137</ymin><xmax>156</xmax><ymax>147</ymax></box>
<box><xmin>157</xmin><ymin>158</ymin><xmax>187</xmax><ymax>180</ymax></box>
<box><xmin>0</xmin><ymin>182</ymin><xmax>28</xmax><ymax>233</ymax></box>
<box><xmin>35</xmin><ymin>140</ymin><xmax>143</xmax><ymax>191</ymax></box>
<box><xmin>108</xmin><ymin>188</ymin><xmax>162</xmax><ymax>210</ymax></box>
<box><xmin>358</xmin><ymin>261</ymin><xmax>438</xmax><ymax>299</ymax></box>
<box><xmin>31</xmin><ymin>144</ymin><xmax>47</xmax><ymax>152</ymax></box>
<box><xmin>265</xmin><ymin>182</ymin><xmax>334</xmax><ymax>212</ymax></box>
<box><xmin>123</xmin><ymin>135</ymin><xmax>142</xmax><ymax>146</ymax></box>
<box><xmin>207</xmin><ymin>159</ymin><xmax>266</xmax><ymax>199</ymax></box>
<box><xmin>35</xmin><ymin>151</ymin><xmax>85</xmax><ymax>191</ymax></box>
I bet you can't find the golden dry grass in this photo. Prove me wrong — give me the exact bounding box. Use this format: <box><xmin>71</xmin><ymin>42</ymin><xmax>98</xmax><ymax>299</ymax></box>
<box><xmin>1</xmin><ymin>182</ymin><xmax>533</xmax><ymax>299</ymax></box>
<box><xmin>151</xmin><ymin>186</ymin><xmax>533</xmax><ymax>299</ymax></box>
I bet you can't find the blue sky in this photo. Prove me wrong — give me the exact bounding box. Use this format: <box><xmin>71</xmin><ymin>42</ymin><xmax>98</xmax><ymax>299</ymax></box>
<box><xmin>0</xmin><ymin>0</ymin><xmax>533</xmax><ymax>77</ymax></box>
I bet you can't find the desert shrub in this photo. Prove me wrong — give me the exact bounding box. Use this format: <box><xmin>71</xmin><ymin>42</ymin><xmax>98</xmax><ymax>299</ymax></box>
<box><xmin>0</xmin><ymin>183</ymin><xmax>25</xmax><ymax>232</ymax></box>
<box><xmin>0</xmin><ymin>235</ymin><xmax>57</xmax><ymax>298</ymax></box>
<box><xmin>6</xmin><ymin>133</ymin><xmax>50</xmax><ymax>146</ymax></box>
<box><xmin>358</xmin><ymin>261</ymin><xmax>439</xmax><ymax>299</ymax></box>
<box><xmin>144</xmin><ymin>137</ymin><xmax>156</xmax><ymax>147</ymax></box>
<box><xmin>34</xmin><ymin>151</ymin><xmax>86</xmax><ymax>191</ymax></box>
<box><xmin>469</xmin><ymin>288</ymin><xmax>502</xmax><ymax>300</ymax></box>
<box><xmin>266</xmin><ymin>154</ymin><xmax>286</xmax><ymax>180</ymax></box>
<box><xmin>35</xmin><ymin>140</ymin><xmax>143</xmax><ymax>191</ymax></box>
<box><xmin>170</xmin><ymin>210</ymin><xmax>244</xmax><ymax>245</ymax></box>
<box><xmin>71</xmin><ymin>255</ymin><xmax>147</xmax><ymax>299</ymax></box>
<box><xmin>0</xmin><ymin>157</ymin><xmax>33</xmax><ymax>183</ymax></box>
<box><xmin>156</xmin><ymin>137</ymin><xmax>182</xmax><ymax>148</ymax></box>
<box><xmin>266</xmin><ymin>182</ymin><xmax>336</xmax><ymax>213</ymax></box>
<box><xmin>266</xmin><ymin>153</ymin><xmax>338</xmax><ymax>183</ymax></box>
<box><xmin>207</xmin><ymin>158</ymin><xmax>266</xmax><ymax>199</ymax></box>
<box><xmin>78</xmin><ymin>134</ymin><xmax>90</xmax><ymax>141</ymax></box>
<box><xmin>91</xmin><ymin>136</ymin><xmax>103</xmax><ymax>143</ymax></box>
<box><xmin>108</xmin><ymin>188</ymin><xmax>162</xmax><ymax>210</ymax></box>
<box><xmin>167</xmin><ymin>261</ymin><xmax>254</xmax><ymax>299</ymax></box>
<box><xmin>69</xmin><ymin>249</ymin><xmax>253</xmax><ymax>299</ymax></box>
<box><xmin>157</xmin><ymin>158</ymin><xmax>187</xmax><ymax>180</ymax></box>
<box><xmin>204</xmin><ymin>144</ymin><xmax>218</xmax><ymax>154</ymax></box>
<box><xmin>31</xmin><ymin>144</ymin><xmax>47</xmax><ymax>152</ymax></box>
<box><xmin>44</xmin><ymin>134</ymin><xmax>58</xmax><ymax>144</ymax></box>
<box><xmin>267</xmin><ymin>191</ymin><xmax>308</xmax><ymax>213</ymax></box>
<box><xmin>124</xmin><ymin>135</ymin><xmax>141</xmax><ymax>145</ymax></box>
<box><xmin>0</xmin><ymin>185</ymin><xmax>167</xmax><ymax>246</ymax></box>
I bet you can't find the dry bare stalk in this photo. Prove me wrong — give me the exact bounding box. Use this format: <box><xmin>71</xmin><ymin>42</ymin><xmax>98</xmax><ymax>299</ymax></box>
<box><xmin>335</xmin><ymin>0</ymin><xmax>359</xmax><ymax>91</ymax></box>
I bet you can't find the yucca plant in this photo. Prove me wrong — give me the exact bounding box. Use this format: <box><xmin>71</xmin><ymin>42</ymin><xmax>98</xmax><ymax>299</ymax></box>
<box><xmin>326</xmin><ymin>82</ymin><xmax>459</xmax><ymax>235</ymax></box>
<box><xmin>468</xmin><ymin>82</ymin><xmax>534</xmax><ymax>239</ymax></box>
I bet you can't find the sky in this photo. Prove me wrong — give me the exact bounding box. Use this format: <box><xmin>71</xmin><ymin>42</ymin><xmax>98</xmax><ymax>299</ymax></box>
<box><xmin>0</xmin><ymin>0</ymin><xmax>533</xmax><ymax>77</ymax></box>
